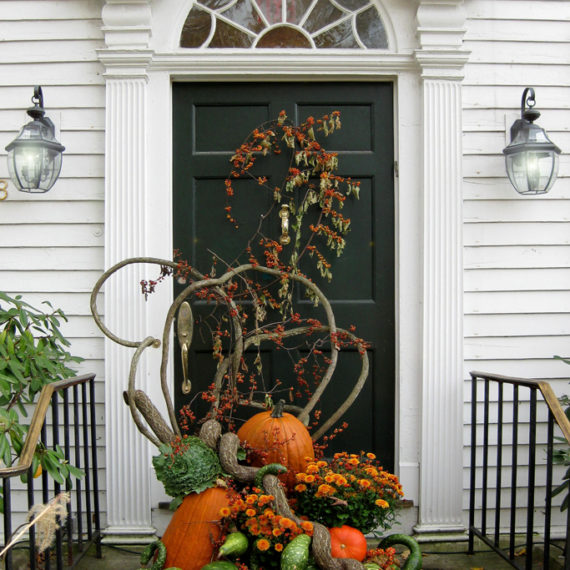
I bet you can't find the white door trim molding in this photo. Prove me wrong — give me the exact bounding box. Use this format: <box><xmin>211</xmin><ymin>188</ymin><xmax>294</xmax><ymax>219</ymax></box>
<box><xmin>98</xmin><ymin>0</ymin><xmax>468</xmax><ymax>537</ymax></box>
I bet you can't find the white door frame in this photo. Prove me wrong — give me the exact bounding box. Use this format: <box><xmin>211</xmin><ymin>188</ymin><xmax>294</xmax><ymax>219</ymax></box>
<box><xmin>98</xmin><ymin>0</ymin><xmax>469</xmax><ymax>540</ymax></box>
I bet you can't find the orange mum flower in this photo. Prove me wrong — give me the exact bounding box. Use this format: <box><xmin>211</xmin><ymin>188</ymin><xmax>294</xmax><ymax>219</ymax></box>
<box><xmin>246</xmin><ymin>508</ymin><xmax>256</xmax><ymax>517</ymax></box>
<box><xmin>275</xmin><ymin>543</ymin><xmax>284</xmax><ymax>552</ymax></box>
<box><xmin>300</xmin><ymin>521</ymin><xmax>314</xmax><ymax>532</ymax></box>
<box><xmin>219</xmin><ymin>507</ymin><xmax>231</xmax><ymax>517</ymax></box>
<box><xmin>358</xmin><ymin>479</ymin><xmax>371</xmax><ymax>489</ymax></box>
<box><xmin>375</xmin><ymin>499</ymin><xmax>389</xmax><ymax>508</ymax></box>
<box><xmin>256</xmin><ymin>539</ymin><xmax>270</xmax><ymax>551</ymax></box>
<box><xmin>295</xmin><ymin>484</ymin><xmax>307</xmax><ymax>492</ymax></box>
<box><xmin>278</xmin><ymin>517</ymin><xmax>295</xmax><ymax>529</ymax></box>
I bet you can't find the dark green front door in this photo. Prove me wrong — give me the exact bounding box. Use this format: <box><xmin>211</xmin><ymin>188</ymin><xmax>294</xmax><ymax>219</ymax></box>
<box><xmin>172</xmin><ymin>82</ymin><xmax>395</xmax><ymax>468</ymax></box>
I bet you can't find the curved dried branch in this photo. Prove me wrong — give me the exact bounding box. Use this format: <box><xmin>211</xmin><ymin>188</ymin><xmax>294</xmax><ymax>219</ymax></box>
<box><xmin>130</xmin><ymin>390</ymin><xmax>176</xmax><ymax>445</ymax></box>
<box><xmin>199</xmin><ymin>419</ymin><xmax>222</xmax><ymax>450</ymax></box>
<box><xmin>125</xmin><ymin>336</ymin><xmax>165</xmax><ymax>447</ymax></box>
<box><xmin>218</xmin><ymin>432</ymin><xmax>258</xmax><ymax>483</ymax></box>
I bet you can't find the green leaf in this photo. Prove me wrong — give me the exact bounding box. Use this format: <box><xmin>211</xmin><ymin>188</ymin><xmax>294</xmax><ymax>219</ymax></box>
<box><xmin>67</xmin><ymin>464</ymin><xmax>85</xmax><ymax>479</ymax></box>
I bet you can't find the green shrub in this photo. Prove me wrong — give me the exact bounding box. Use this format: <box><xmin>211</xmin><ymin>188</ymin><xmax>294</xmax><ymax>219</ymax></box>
<box><xmin>0</xmin><ymin>292</ymin><xmax>84</xmax><ymax>510</ymax></box>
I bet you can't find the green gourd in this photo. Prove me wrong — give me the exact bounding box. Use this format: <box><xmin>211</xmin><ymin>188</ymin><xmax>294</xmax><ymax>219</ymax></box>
<box><xmin>218</xmin><ymin>532</ymin><xmax>249</xmax><ymax>558</ymax></box>
<box><xmin>280</xmin><ymin>533</ymin><xmax>311</xmax><ymax>570</ymax></box>
<box><xmin>378</xmin><ymin>534</ymin><xmax>422</xmax><ymax>570</ymax></box>
<box><xmin>363</xmin><ymin>563</ymin><xmax>381</xmax><ymax>569</ymax></box>
<box><xmin>254</xmin><ymin>462</ymin><xmax>288</xmax><ymax>489</ymax></box>
<box><xmin>201</xmin><ymin>563</ymin><xmax>238</xmax><ymax>570</ymax></box>
<box><xmin>140</xmin><ymin>540</ymin><xmax>167</xmax><ymax>570</ymax></box>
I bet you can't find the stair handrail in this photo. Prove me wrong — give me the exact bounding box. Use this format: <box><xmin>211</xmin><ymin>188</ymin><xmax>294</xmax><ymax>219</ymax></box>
<box><xmin>0</xmin><ymin>373</ymin><xmax>96</xmax><ymax>479</ymax></box>
<box><xmin>471</xmin><ymin>370</ymin><xmax>570</xmax><ymax>444</ymax></box>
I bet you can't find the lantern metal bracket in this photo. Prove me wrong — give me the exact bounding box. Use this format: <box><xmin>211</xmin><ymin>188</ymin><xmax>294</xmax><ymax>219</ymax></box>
<box><xmin>0</xmin><ymin>180</ymin><xmax>7</xmax><ymax>201</ymax></box>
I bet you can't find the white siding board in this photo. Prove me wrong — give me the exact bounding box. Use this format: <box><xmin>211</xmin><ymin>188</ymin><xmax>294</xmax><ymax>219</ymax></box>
<box><xmin>465</xmin><ymin>200</ymin><xmax>570</xmax><ymax>223</ymax></box>
<box><xmin>0</xmin><ymin>202</ymin><xmax>104</xmax><ymax>224</ymax></box>
<box><xmin>0</xmin><ymin>19</ymin><xmax>103</xmax><ymax>41</ymax></box>
<box><xmin>465</xmin><ymin>291</ymin><xmax>570</xmax><ymax>314</ymax></box>
<box><xmin>465</xmin><ymin>337</ymin><xmax>570</xmax><ymax>360</ymax></box>
<box><xmin>465</xmin><ymin>245</ymin><xmax>570</xmax><ymax>269</ymax></box>
<box><xmin>0</xmin><ymin>62</ymin><xmax>105</xmax><ymax>86</ymax></box>
<box><xmin>464</xmin><ymin>223</ymin><xmax>570</xmax><ymax>246</ymax></box>
<box><xmin>0</xmin><ymin>2</ymin><xmax>102</xmax><ymax>20</ymax></box>
<box><xmin>465</xmin><ymin>268</ymin><xmax>570</xmax><ymax>291</ymax></box>
<box><xmin>465</xmin><ymin>19</ymin><xmax>570</xmax><ymax>43</ymax></box>
<box><xmin>0</xmin><ymin>85</ymin><xmax>105</xmax><ymax>109</ymax></box>
<box><xmin>467</xmin><ymin>0</ymin><xmax>570</xmax><ymax>21</ymax></box>
<box><xmin>465</xmin><ymin>41</ymin><xmax>570</xmax><ymax>66</ymax></box>
<box><xmin>0</xmin><ymin>224</ymin><xmax>104</xmax><ymax>247</ymax></box>
<box><xmin>1</xmin><ymin>247</ymin><xmax>104</xmax><ymax>271</ymax></box>
<box><xmin>2</xmin><ymin>271</ymin><xmax>104</xmax><ymax>293</ymax></box>
<box><xmin>0</xmin><ymin>40</ymin><xmax>104</xmax><ymax>64</ymax></box>
<box><xmin>465</xmin><ymin>314</ymin><xmax>570</xmax><ymax>337</ymax></box>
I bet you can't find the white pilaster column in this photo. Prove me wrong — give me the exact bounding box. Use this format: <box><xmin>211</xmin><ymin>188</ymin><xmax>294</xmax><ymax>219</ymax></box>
<box><xmin>99</xmin><ymin>0</ymin><xmax>156</xmax><ymax>541</ymax></box>
<box><xmin>414</xmin><ymin>0</ymin><xmax>469</xmax><ymax>535</ymax></box>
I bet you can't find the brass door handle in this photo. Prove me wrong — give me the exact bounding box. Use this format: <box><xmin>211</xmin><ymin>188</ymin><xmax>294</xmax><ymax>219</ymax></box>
<box><xmin>177</xmin><ymin>301</ymin><xmax>193</xmax><ymax>394</ymax></box>
<box><xmin>279</xmin><ymin>204</ymin><xmax>291</xmax><ymax>245</ymax></box>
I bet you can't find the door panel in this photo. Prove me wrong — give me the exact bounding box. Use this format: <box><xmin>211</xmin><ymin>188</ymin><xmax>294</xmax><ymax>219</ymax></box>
<box><xmin>173</xmin><ymin>82</ymin><xmax>395</xmax><ymax>467</ymax></box>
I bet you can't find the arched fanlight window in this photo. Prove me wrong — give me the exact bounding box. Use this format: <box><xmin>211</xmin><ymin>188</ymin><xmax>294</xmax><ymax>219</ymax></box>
<box><xmin>180</xmin><ymin>0</ymin><xmax>388</xmax><ymax>49</ymax></box>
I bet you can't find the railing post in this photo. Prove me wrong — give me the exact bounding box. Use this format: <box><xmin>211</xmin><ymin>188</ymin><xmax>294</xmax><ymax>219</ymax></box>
<box><xmin>468</xmin><ymin>373</ymin><xmax>477</xmax><ymax>554</ymax></box>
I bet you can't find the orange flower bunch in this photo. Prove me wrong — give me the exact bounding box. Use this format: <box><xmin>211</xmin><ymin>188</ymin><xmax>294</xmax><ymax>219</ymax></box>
<box><xmin>291</xmin><ymin>452</ymin><xmax>403</xmax><ymax>534</ymax></box>
<box><xmin>220</xmin><ymin>486</ymin><xmax>314</xmax><ymax>568</ymax></box>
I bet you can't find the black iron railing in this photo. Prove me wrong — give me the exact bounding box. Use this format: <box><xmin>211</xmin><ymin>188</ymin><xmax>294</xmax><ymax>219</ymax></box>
<box><xmin>469</xmin><ymin>371</ymin><xmax>570</xmax><ymax>570</ymax></box>
<box><xmin>0</xmin><ymin>373</ymin><xmax>101</xmax><ymax>569</ymax></box>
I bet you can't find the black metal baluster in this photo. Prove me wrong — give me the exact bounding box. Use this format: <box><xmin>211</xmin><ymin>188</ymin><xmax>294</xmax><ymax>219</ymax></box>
<box><xmin>495</xmin><ymin>382</ymin><xmax>504</xmax><ymax>546</ymax></box>
<box><xmin>89</xmin><ymin>377</ymin><xmax>102</xmax><ymax>557</ymax></box>
<box><xmin>51</xmin><ymin>392</ymin><xmax>63</xmax><ymax>569</ymax></box>
<box><xmin>544</xmin><ymin>411</ymin><xmax>554</xmax><ymax>570</ymax></box>
<box><xmin>27</xmin><ymin>466</ymin><xmax>37</xmax><ymax>570</ymax></box>
<box><xmin>4</xmin><ymin>477</ymin><xmax>13</xmax><ymax>570</ymax></box>
<box><xmin>81</xmin><ymin>382</ymin><xmax>93</xmax><ymax>542</ymax></box>
<box><xmin>63</xmin><ymin>389</ymin><xmax>74</xmax><ymax>566</ymax></box>
<box><xmin>469</xmin><ymin>373</ymin><xmax>478</xmax><ymax>554</ymax></box>
<box><xmin>41</xmin><ymin>422</ymin><xmax>51</xmax><ymax>570</ymax></box>
<box><xmin>482</xmin><ymin>379</ymin><xmax>490</xmax><ymax>536</ymax></box>
<box><xmin>509</xmin><ymin>385</ymin><xmax>519</xmax><ymax>561</ymax></box>
<box><xmin>525</xmin><ymin>388</ymin><xmax>537</xmax><ymax>570</ymax></box>
<box><xmin>73</xmin><ymin>384</ymin><xmax>84</xmax><ymax>551</ymax></box>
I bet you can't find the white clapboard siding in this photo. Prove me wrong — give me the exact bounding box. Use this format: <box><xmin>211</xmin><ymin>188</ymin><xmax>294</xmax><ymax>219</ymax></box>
<box><xmin>462</xmin><ymin>1</ymin><xmax>570</xmax><ymax>533</ymax></box>
<box><xmin>0</xmin><ymin>1</ymin><xmax>106</xmax><ymax>529</ymax></box>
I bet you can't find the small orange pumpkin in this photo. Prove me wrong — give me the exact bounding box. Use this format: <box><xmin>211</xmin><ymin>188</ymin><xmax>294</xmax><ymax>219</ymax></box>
<box><xmin>161</xmin><ymin>486</ymin><xmax>233</xmax><ymax>570</ymax></box>
<box><xmin>329</xmin><ymin>525</ymin><xmax>368</xmax><ymax>561</ymax></box>
<box><xmin>237</xmin><ymin>399</ymin><xmax>314</xmax><ymax>489</ymax></box>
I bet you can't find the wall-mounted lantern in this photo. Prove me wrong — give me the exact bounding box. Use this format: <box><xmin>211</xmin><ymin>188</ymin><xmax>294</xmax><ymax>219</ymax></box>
<box><xmin>5</xmin><ymin>86</ymin><xmax>65</xmax><ymax>193</ymax></box>
<box><xmin>503</xmin><ymin>87</ymin><xmax>561</xmax><ymax>195</ymax></box>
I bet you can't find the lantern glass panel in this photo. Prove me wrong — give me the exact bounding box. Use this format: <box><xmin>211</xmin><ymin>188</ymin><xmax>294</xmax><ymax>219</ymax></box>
<box><xmin>8</xmin><ymin>145</ymin><xmax>63</xmax><ymax>193</ymax></box>
<box><xmin>505</xmin><ymin>150</ymin><xmax>559</xmax><ymax>195</ymax></box>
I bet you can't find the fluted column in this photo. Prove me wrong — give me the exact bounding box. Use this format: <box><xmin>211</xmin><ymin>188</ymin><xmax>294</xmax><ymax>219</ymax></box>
<box><xmin>102</xmin><ymin>77</ymin><xmax>156</xmax><ymax>539</ymax></box>
<box><xmin>99</xmin><ymin>0</ymin><xmax>156</xmax><ymax>541</ymax></box>
<box><xmin>414</xmin><ymin>0</ymin><xmax>469</xmax><ymax>534</ymax></box>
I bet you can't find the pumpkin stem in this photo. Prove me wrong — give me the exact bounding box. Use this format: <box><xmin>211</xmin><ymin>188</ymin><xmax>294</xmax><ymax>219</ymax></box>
<box><xmin>271</xmin><ymin>399</ymin><xmax>286</xmax><ymax>418</ymax></box>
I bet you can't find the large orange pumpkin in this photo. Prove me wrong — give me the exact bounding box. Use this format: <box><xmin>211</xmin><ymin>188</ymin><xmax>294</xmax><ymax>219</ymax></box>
<box><xmin>329</xmin><ymin>525</ymin><xmax>368</xmax><ymax>561</ymax></box>
<box><xmin>161</xmin><ymin>486</ymin><xmax>233</xmax><ymax>570</ymax></box>
<box><xmin>237</xmin><ymin>400</ymin><xmax>314</xmax><ymax>489</ymax></box>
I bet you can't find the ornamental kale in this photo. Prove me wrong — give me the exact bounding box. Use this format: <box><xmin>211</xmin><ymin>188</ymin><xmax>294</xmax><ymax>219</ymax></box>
<box><xmin>152</xmin><ymin>435</ymin><xmax>222</xmax><ymax>500</ymax></box>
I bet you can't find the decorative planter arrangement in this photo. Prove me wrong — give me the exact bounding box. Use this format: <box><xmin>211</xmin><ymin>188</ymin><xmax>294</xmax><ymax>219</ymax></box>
<box><xmin>90</xmin><ymin>111</ymin><xmax>422</xmax><ymax>569</ymax></box>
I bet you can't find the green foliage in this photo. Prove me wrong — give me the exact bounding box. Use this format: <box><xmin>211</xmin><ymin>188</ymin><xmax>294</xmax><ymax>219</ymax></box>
<box><xmin>0</xmin><ymin>292</ymin><xmax>84</xmax><ymax>510</ymax></box>
<box><xmin>152</xmin><ymin>435</ymin><xmax>222</xmax><ymax>499</ymax></box>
